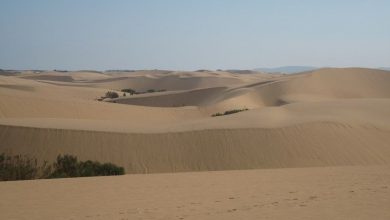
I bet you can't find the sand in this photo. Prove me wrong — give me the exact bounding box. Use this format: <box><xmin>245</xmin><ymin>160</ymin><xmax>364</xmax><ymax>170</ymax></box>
<box><xmin>1</xmin><ymin>67</ymin><xmax>390</xmax><ymax>219</ymax></box>
<box><xmin>1</xmin><ymin>165</ymin><xmax>389</xmax><ymax>220</ymax></box>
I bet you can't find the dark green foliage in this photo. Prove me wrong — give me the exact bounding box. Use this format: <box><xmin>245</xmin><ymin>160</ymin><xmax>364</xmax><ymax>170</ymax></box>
<box><xmin>212</xmin><ymin>108</ymin><xmax>249</xmax><ymax>117</ymax></box>
<box><xmin>212</xmin><ymin>112</ymin><xmax>224</xmax><ymax>117</ymax></box>
<box><xmin>105</xmin><ymin>91</ymin><xmax>119</xmax><ymax>98</ymax></box>
<box><xmin>0</xmin><ymin>153</ymin><xmax>125</xmax><ymax>181</ymax></box>
<box><xmin>121</xmin><ymin>88</ymin><xmax>136</xmax><ymax>95</ymax></box>
<box><xmin>120</xmin><ymin>88</ymin><xmax>166</xmax><ymax>95</ymax></box>
<box><xmin>0</xmin><ymin>153</ymin><xmax>37</xmax><ymax>181</ymax></box>
<box><xmin>95</xmin><ymin>162</ymin><xmax>125</xmax><ymax>176</ymax></box>
<box><xmin>50</xmin><ymin>154</ymin><xmax>79</xmax><ymax>178</ymax></box>
<box><xmin>50</xmin><ymin>154</ymin><xmax>125</xmax><ymax>178</ymax></box>
<box><xmin>78</xmin><ymin>160</ymin><xmax>109</xmax><ymax>177</ymax></box>
<box><xmin>0</xmin><ymin>153</ymin><xmax>51</xmax><ymax>181</ymax></box>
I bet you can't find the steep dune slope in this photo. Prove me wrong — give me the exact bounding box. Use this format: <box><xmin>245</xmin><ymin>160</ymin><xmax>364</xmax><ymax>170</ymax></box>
<box><xmin>252</xmin><ymin>68</ymin><xmax>390</xmax><ymax>105</ymax></box>
<box><xmin>1</xmin><ymin>122</ymin><xmax>390</xmax><ymax>173</ymax></box>
<box><xmin>217</xmin><ymin>68</ymin><xmax>390</xmax><ymax>109</ymax></box>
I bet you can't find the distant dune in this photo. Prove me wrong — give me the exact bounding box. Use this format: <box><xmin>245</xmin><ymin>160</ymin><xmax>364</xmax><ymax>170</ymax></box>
<box><xmin>253</xmin><ymin>66</ymin><xmax>318</xmax><ymax>73</ymax></box>
<box><xmin>1</xmin><ymin>67</ymin><xmax>390</xmax><ymax>174</ymax></box>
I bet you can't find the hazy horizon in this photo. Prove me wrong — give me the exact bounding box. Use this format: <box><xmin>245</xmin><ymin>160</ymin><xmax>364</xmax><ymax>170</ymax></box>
<box><xmin>1</xmin><ymin>0</ymin><xmax>389</xmax><ymax>70</ymax></box>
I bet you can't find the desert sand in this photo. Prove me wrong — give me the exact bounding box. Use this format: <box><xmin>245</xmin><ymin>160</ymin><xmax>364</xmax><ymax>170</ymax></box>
<box><xmin>1</xmin><ymin>165</ymin><xmax>389</xmax><ymax>220</ymax></box>
<box><xmin>1</xmin><ymin>67</ymin><xmax>390</xmax><ymax>219</ymax></box>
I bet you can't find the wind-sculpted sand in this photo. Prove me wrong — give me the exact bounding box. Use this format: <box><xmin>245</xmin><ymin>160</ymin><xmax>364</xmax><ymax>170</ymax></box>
<box><xmin>1</xmin><ymin>68</ymin><xmax>390</xmax><ymax>219</ymax></box>
<box><xmin>1</xmin><ymin>166</ymin><xmax>389</xmax><ymax>220</ymax></box>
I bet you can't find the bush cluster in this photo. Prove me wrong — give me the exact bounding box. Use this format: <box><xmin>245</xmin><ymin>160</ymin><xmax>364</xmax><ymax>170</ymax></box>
<box><xmin>120</xmin><ymin>88</ymin><xmax>166</xmax><ymax>95</ymax></box>
<box><xmin>105</xmin><ymin>91</ymin><xmax>119</xmax><ymax>99</ymax></box>
<box><xmin>0</xmin><ymin>153</ymin><xmax>125</xmax><ymax>181</ymax></box>
<box><xmin>212</xmin><ymin>108</ymin><xmax>249</xmax><ymax>117</ymax></box>
<box><xmin>0</xmin><ymin>154</ymin><xmax>50</xmax><ymax>181</ymax></box>
<box><xmin>50</xmin><ymin>154</ymin><xmax>124</xmax><ymax>178</ymax></box>
<box><xmin>121</xmin><ymin>88</ymin><xmax>136</xmax><ymax>95</ymax></box>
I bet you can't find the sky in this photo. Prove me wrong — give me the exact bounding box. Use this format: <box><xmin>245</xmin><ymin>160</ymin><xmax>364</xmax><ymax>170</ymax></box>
<box><xmin>0</xmin><ymin>0</ymin><xmax>389</xmax><ymax>71</ymax></box>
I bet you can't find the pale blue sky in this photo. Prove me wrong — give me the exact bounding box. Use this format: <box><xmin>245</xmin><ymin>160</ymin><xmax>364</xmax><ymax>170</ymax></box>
<box><xmin>0</xmin><ymin>0</ymin><xmax>389</xmax><ymax>70</ymax></box>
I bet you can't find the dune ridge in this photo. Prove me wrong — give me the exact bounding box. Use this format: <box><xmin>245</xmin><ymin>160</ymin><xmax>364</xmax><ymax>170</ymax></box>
<box><xmin>1</xmin><ymin>121</ymin><xmax>389</xmax><ymax>174</ymax></box>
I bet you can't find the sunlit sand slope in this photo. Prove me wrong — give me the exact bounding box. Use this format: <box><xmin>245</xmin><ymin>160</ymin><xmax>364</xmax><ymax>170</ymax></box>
<box><xmin>1</xmin><ymin>165</ymin><xmax>389</xmax><ymax>220</ymax></box>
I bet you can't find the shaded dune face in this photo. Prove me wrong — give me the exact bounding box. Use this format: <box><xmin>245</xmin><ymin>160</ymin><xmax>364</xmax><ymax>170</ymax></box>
<box><xmin>0</xmin><ymin>68</ymin><xmax>390</xmax><ymax>174</ymax></box>
<box><xmin>109</xmin><ymin>68</ymin><xmax>390</xmax><ymax>109</ymax></box>
<box><xmin>1</xmin><ymin>122</ymin><xmax>390</xmax><ymax>174</ymax></box>
<box><xmin>114</xmin><ymin>87</ymin><xmax>227</xmax><ymax>107</ymax></box>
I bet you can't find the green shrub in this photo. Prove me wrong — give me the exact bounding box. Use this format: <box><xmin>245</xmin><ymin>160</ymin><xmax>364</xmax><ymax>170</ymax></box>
<box><xmin>0</xmin><ymin>153</ymin><xmax>125</xmax><ymax>181</ymax></box>
<box><xmin>50</xmin><ymin>154</ymin><xmax>125</xmax><ymax>178</ymax></box>
<box><xmin>50</xmin><ymin>154</ymin><xmax>79</xmax><ymax>178</ymax></box>
<box><xmin>120</xmin><ymin>88</ymin><xmax>166</xmax><ymax>95</ymax></box>
<box><xmin>0</xmin><ymin>153</ymin><xmax>51</xmax><ymax>181</ymax></box>
<box><xmin>212</xmin><ymin>108</ymin><xmax>249</xmax><ymax>117</ymax></box>
<box><xmin>211</xmin><ymin>112</ymin><xmax>223</xmax><ymax>117</ymax></box>
<box><xmin>98</xmin><ymin>162</ymin><xmax>125</xmax><ymax>176</ymax></box>
<box><xmin>121</xmin><ymin>88</ymin><xmax>136</xmax><ymax>95</ymax></box>
<box><xmin>77</xmin><ymin>160</ymin><xmax>100</xmax><ymax>177</ymax></box>
<box><xmin>105</xmin><ymin>91</ymin><xmax>119</xmax><ymax>98</ymax></box>
<box><xmin>77</xmin><ymin>160</ymin><xmax>124</xmax><ymax>177</ymax></box>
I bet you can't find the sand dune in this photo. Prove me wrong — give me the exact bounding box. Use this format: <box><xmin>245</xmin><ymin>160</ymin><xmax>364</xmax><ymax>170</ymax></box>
<box><xmin>18</xmin><ymin>70</ymin><xmax>110</xmax><ymax>82</ymax></box>
<box><xmin>1</xmin><ymin>67</ymin><xmax>390</xmax><ymax>174</ymax></box>
<box><xmin>1</xmin><ymin>67</ymin><xmax>390</xmax><ymax>219</ymax></box>
<box><xmin>1</xmin><ymin>165</ymin><xmax>389</xmax><ymax>220</ymax></box>
<box><xmin>1</xmin><ymin>121</ymin><xmax>390</xmax><ymax>173</ymax></box>
<box><xmin>109</xmin><ymin>68</ymin><xmax>390</xmax><ymax>110</ymax></box>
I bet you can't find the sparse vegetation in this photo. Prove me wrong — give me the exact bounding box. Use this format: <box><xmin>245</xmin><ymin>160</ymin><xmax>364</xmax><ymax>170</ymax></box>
<box><xmin>53</xmin><ymin>69</ymin><xmax>68</xmax><ymax>72</ymax></box>
<box><xmin>0</xmin><ymin>153</ymin><xmax>51</xmax><ymax>181</ymax></box>
<box><xmin>211</xmin><ymin>108</ymin><xmax>249</xmax><ymax>117</ymax></box>
<box><xmin>121</xmin><ymin>88</ymin><xmax>136</xmax><ymax>95</ymax></box>
<box><xmin>105</xmin><ymin>91</ymin><xmax>119</xmax><ymax>99</ymax></box>
<box><xmin>120</xmin><ymin>88</ymin><xmax>166</xmax><ymax>95</ymax></box>
<box><xmin>0</xmin><ymin>153</ymin><xmax>125</xmax><ymax>181</ymax></box>
<box><xmin>50</xmin><ymin>154</ymin><xmax>125</xmax><ymax>178</ymax></box>
<box><xmin>97</xmin><ymin>88</ymin><xmax>168</xmax><ymax>101</ymax></box>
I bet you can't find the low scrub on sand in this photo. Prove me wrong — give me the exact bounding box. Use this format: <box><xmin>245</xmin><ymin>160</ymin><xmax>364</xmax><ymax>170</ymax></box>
<box><xmin>0</xmin><ymin>153</ymin><xmax>124</xmax><ymax>181</ymax></box>
<box><xmin>50</xmin><ymin>154</ymin><xmax>124</xmax><ymax>178</ymax></box>
<box><xmin>0</xmin><ymin>154</ymin><xmax>51</xmax><ymax>181</ymax></box>
<box><xmin>105</xmin><ymin>91</ymin><xmax>119</xmax><ymax>99</ymax></box>
<box><xmin>121</xmin><ymin>88</ymin><xmax>166</xmax><ymax>95</ymax></box>
<box><xmin>121</xmin><ymin>88</ymin><xmax>136</xmax><ymax>95</ymax></box>
<box><xmin>212</xmin><ymin>108</ymin><xmax>249</xmax><ymax>117</ymax></box>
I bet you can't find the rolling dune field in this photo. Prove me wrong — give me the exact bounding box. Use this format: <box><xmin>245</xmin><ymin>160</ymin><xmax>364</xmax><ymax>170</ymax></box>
<box><xmin>1</xmin><ymin>68</ymin><xmax>390</xmax><ymax>219</ymax></box>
